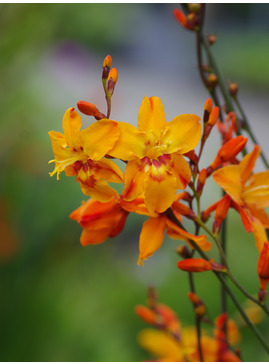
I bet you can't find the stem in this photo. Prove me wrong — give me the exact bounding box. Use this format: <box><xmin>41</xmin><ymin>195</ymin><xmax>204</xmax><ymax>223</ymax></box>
<box><xmin>233</xmin><ymin>96</ymin><xmax>269</xmax><ymax>169</ymax></box>
<box><xmin>188</xmin><ymin>272</ymin><xmax>204</xmax><ymax>362</ymax></box>
<box><xmin>220</xmin><ymin>208</ymin><xmax>228</xmax><ymax>336</ymax></box>
<box><xmin>166</xmin><ymin>209</ymin><xmax>269</xmax><ymax>354</ymax></box>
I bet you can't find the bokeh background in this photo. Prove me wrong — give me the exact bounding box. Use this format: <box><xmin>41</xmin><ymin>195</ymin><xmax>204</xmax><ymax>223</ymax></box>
<box><xmin>1</xmin><ymin>3</ymin><xmax>269</xmax><ymax>361</ymax></box>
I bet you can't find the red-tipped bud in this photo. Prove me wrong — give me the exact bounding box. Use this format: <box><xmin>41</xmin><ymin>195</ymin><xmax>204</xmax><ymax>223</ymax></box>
<box><xmin>188</xmin><ymin>292</ymin><xmax>206</xmax><ymax>318</ymax></box>
<box><xmin>207</xmin><ymin>33</ymin><xmax>217</xmax><ymax>45</ymax></box>
<box><xmin>172</xmin><ymin>201</ymin><xmax>196</xmax><ymax>220</ymax></box>
<box><xmin>103</xmin><ymin>55</ymin><xmax>112</xmax><ymax>69</ymax></box>
<box><xmin>213</xmin><ymin>195</ymin><xmax>231</xmax><ymax>234</ymax></box>
<box><xmin>203</xmin><ymin>98</ymin><xmax>213</xmax><ymax>122</ymax></box>
<box><xmin>207</xmin><ymin>73</ymin><xmax>218</xmax><ymax>89</ymax></box>
<box><xmin>197</xmin><ymin>168</ymin><xmax>207</xmax><ymax>195</ymax></box>
<box><xmin>176</xmin><ymin>245</ymin><xmax>191</xmax><ymax>259</ymax></box>
<box><xmin>107</xmin><ymin>68</ymin><xmax>118</xmax><ymax>95</ymax></box>
<box><xmin>210</xmin><ymin>136</ymin><xmax>248</xmax><ymax>170</ymax></box>
<box><xmin>208</xmin><ymin>106</ymin><xmax>219</xmax><ymax>126</ymax></box>
<box><xmin>102</xmin><ymin>55</ymin><xmax>112</xmax><ymax>80</ymax></box>
<box><xmin>229</xmin><ymin>82</ymin><xmax>239</xmax><ymax>96</ymax></box>
<box><xmin>258</xmin><ymin>242</ymin><xmax>269</xmax><ymax>302</ymax></box>
<box><xmin>184</xmin><ymin>150</ymin><xmax>198</xmax><ymax>163</ymax></box>
<box><xmin>177</xmin><ymin>258</ymin><xmax>212</xmax><ymax>272</ymax></box>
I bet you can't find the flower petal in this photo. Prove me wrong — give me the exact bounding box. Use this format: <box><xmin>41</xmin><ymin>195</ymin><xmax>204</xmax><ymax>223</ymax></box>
<box><xmin>109</xmin><ymin>122</ymin><xmax>146</xmax><ymax>160</ymax></box>
<box><xmin>138</xmin><ymin>216</ymin><xmax>166</xmax><ymax>265</ymax></box>
<box><xmin>92</xmin><ymin>158</ymin><xmax>124</xmax><ymax>183</ymax></box>
<box><xmin>239</xmin><ymin>144</ymin><xmax>260</xmax><ymax>185</ymax></box>
<box><xmin>78</xmin><ymin>178</ymin><xmax>119</xmax><ymax>202</ymax></box>
<box><xmin>169</xmin><ymin>153</ymin><xmax>192</xmax><ymax>189</ymax></box>
<box><xmin>164</xmin><ymin>114</ymin><xmax>201</xmax><ymax>154</ymax></box>
<box><xmin>144</xmin><ymin>168</ymin><xmax>177</xmax><ymax>213</ymax></box>
<box><xmin>137</xmin><ymin>96</ymin><xmax>167</xmax><ymax>136</ymax></box>
<box><xmin>138</xmin><ymin>329</ymin><xmax>183</xmax><ymax>361</ymax></box>
<box><xmin>213</xmin><ymin>165</ymin><xmax>243</xmax><ymax>205</ymax></box>
<box><xmin>80</xmin><ymin>227</ymin><xmax>112</xmax><ymax>246</ymax></box>
<box><xmin>80</xmin><ymin>119</ymin><xmax>120</xmax><ymax>160</ymax></box>
<box><xmin>242</xmin><ymin>170</ymin><xmax>269</xmax><ymax>209</ymax></box>
<box><xmin>122</xmin><ymin>160</ymin><xmax>146</xmax><ymax>201</ymax></box>
<box><xmin>62</xmin><ymin>107</ymin><xmax>82</xmax><ymax>149</ymax></box>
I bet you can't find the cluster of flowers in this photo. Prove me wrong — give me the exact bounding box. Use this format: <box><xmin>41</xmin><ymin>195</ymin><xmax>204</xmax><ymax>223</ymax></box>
<box><xmin>135</xmin><ymin>288</ymin><xmax>243</xmax><ymax>361</ymax></box>
<box><xmin>49</xmin><ymin>55</ymin><xmax>269</xmax><ymax>298</ymax></box>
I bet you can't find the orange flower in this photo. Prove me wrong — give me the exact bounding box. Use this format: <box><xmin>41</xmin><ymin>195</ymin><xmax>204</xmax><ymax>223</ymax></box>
<box><xmin>110</xmin><ymin>96</ymin><xmax>201</xmax><ymax>213</ymax></box>
<box><xmin>48</xmin><ymin>107</ymin><xmax>123</xmax><ymax>201</ymax></box>
<box><xmin>213</xmin><ymin>145</ymin><xmax>269</xmax><ymax>251</ymax></box>
<box><xmin>69</xmin><ymin>197</ymin><xmax>128</xmax><ymax>246</ymax></box>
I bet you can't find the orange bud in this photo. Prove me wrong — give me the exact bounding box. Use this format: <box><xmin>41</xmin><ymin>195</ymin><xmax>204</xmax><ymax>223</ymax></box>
<box><xmin>202</xmin><ymin>201</ymin><xmax>219</xmax><ymax>221</ymax></box>
<box><xmin>204</xmin><ymin>98</ymin><xmax>213</xmax><ymax>114</ymax></box>
<box><xmin>135</xmin><ymin>305</ymin><xmax>158</xmax><ymax>325</ymax></box>
<box><xmin>177</xmin><ymin>258</ymin><xmax>212</xmax><ymax>272</ymax></box>
<box><xmin>188</xmin><ymin>292</ymin><xmax>206</xmax><ymax>318</ymax></box>
<box><xmin>107</xmin><ymin>68</ymin><xmax>118</xmax><ymax>95</ymax></box>
<box><xmin>210</xmin><ymin>136</ymin><xmax>248</xmax><ymax>170</ymax></box>
<box><xmin>208</xmin><ymin>106</ymin><xmax>219</xmax><ymax>126</ymax></box>
<box><xmin>213</xmin><ymin>195</ymin><xmax>231</xmax><ymax>233</ymax></box>
<box><xmin>172</xmin><ymin>201</ymin><xmax>196</xmax><ymax>219</ymax></box>
<box><xmin>184</xmin><ymin>150</ymin><xmax>198</xmax><ymax>163</ymax></box>
<box><xmin>103</xmin><ymin>54</ymin><xmax>112</xmax><ymax>69</ymax></box>
<box><xmin>258</xmin><ymin>242</ymin><xmax>269</xmax><ymax>294</ymax></box>
<box><xmin>77</xmin><ymin>101</ymin><xmax>98</xmax><ymax>116</ymax></box>
<box><xmin>173</xmin><ymin>8</ymin><xmax>188</xmax><ymax>28</ymax></box>
<box><xmin>197</xmin><ymin>168</ymin><xmax>207</xmax><ymax>195</ymax></box>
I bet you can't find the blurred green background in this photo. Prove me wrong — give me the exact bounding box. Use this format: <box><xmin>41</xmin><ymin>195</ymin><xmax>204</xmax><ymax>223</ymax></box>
<box><xmin>0</xmin><ymin>3</ymin><xmax>269</xmax><ymax>361</ymax></box>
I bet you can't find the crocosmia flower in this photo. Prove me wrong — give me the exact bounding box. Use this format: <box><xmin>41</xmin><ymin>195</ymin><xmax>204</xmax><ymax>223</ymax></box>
<box><xmin>110</xmin><ymin>96</ymin><xmax>201</xmax><ymax>213</ymax></box>
<box><xmin>213</xmin><ymin>145</ymin><xmax>269</xmax><ymax>251</ymax></box>
<box><xmin>48</xmin><ymin>107</ymin><xmax>123</xmax><ymax>202</ymax></box>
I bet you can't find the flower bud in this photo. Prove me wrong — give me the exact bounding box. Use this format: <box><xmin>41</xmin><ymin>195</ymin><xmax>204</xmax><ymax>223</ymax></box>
<box><xmin>203</xmin><ymin>98</ymin><xmax>213</xmax><ymax>122</ymax></box>
<box><xmin>77</xmin><ymin>101</ymin><xmax>98</xmax><ymax>116</ymax></box>
<box><xmin>102</xmin><ymin>55</ymin><xmax>112</xmax><ymax>80</ymax></box>
<box><xmin>207</xmin><ymin>73</ymin><xmax>218</xmax><ymax>89</ymax></box>
<box><xmin>176</xmin><ymin>245</ymin><xmax>191</xmax><ymax>259</ymax></box>
<box><xmin>208</xmin><ymin>106</ymin><xmax>219</xmax><ymax>126</ymax></box>
<box><xmin>207</xmin><ymin>33</ymin><xmax>217</xmax><ymax>45</ymax></box>
<box><xmin>229</xmin><ymin>82</ymin><xmax>239</xmax><ymax>96</ymax></box>
<box><xmin>213</xmin><ymin>195</ymin><xmax>231</xmax><ymax>234</ymax></box>
<box><xmin>135</xmin><ymin>305</ymin><xmax>158</xmax><ymax>325</ymax></box>
<box><xmin>107</xmin><ymin>68</ymin><xmax>118</xmax><ymax>95</ymax></box>
<box><xmin>188</xmin><ymin>3</ymin><xmax>201</xmax><ymax>13</ymax></box>
<box><xmin>177</xmin><ymin>258</ymin><xmax>212</xmax><ymax>272</ymax></box>
<box><xmin>197</xmin><ymin>168</ymin><xmax>207</xmax><ymax>195</ymax></box>
<box><xmin>188</xmin><ymin>292</ymin><xmax>206</xmax><ymax>318</ymax></box>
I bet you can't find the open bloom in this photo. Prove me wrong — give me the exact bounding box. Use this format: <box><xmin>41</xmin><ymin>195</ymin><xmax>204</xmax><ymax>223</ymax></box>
<box><xmin>213</xmin><ymin>145</ymin><xmax>269</xmax><ymax>251</ymax></box>
<box><xmin>70</xmin><ymin>194</ymin><xmax>211</xmax><ymax>265</ymax></box>
<box><xmin>48</xmin><ymin>107</ymin><xmax>123</xmax><ymax>201</ymax></box>
<box><xmin>110</xmin><ymin>96</ymin><xmax>201</xmax><ymax>213</ymax></box>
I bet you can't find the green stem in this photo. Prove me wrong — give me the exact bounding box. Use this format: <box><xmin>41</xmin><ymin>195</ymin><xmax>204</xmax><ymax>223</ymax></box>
<box><xmin>233</xmin><ymin>96</ymin><xmax>269</xmax><ymax>169</ymax></box>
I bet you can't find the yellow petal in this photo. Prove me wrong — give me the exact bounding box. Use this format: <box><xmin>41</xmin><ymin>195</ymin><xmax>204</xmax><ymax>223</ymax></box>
<box><xmin>239</xmin><ymin>144</ymin><xmax>260</xmax><ymax>185</ymax></box>
<box><xmin>62</xmin><ymin>107</ymin><xmax>82</xmax><ymax>149</ymax></box>
<box><xmin>80</xmin><ymin>119</ymin><xmax>120</xmax><ymax>160</ymax></box>
<box><xmin>251</xmin><ymin>217</ymin><xmax>267</xmax><ymax>252</ymax></box>
<box><xmin>122</xmin><ymin>160</ymin><xmax>146</xmax><ymax>201</ymax></box>
<box><xmin>213</xmin><ymin>165</ymin><xmax>243</xmax><ymax>205</ymax></box>
<box><xmin>120</xmin><ymin>196</ymin><xmax>157</xmax><ymax>217</ymax></box>
<box><xmin>165</xmin><ymin>218</ymin><xmax>211</xmax><ymax>251</ymax></box>
<box><xmin>109</xmin><ymin>122</ymin><xmax>146</xmax><ymax>160</ymax></box>
<box><xmin>144</xmin><ymin>167</ymin><xmax>177</xmax><ymax>213</ymax></box>
<box><xmin>92</xmin><ymin>158</ymin><xmax>124</xmax><ymax>183</ymax></box>
<box><xmin>138</xmin><ymin>329</ymin><xmax>182</xmax><ymax>361</ymax></box>
<box><xmin>138</xmin><ymin>216</ymin><xmax>166</xmax><ymax>265</ymax></box>
<box><xmin>78</xmin><ymin>178</ymin><xmax>119</xmax><ymax>202</ymax></box>
<box><xmin>242</xmin><ymin>170</ymin><xmax>269</xmax><ymax>209</ymax></box>
<box><xmin>169</xmin><ymin>153</ymin><xmax>192</xmax><ymax>190</ymax></box>
<box><xmin>164</xmin><ymin>114</ymin><xmax>201</xmax><ymax>154</ymax></box>
<box><xmin>137</xmin><ymin>96</ymin><xmax>167</xmax><ymax>136</ymax></box>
